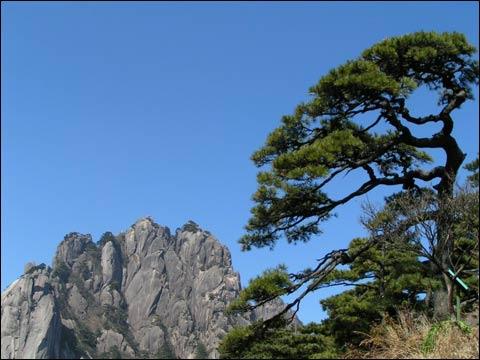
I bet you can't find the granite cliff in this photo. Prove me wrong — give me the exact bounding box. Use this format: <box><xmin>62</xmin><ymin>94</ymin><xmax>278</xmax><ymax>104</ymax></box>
<box><xmin>1</xmin><ymin>218</ymin><xmax>287</xmax><ymax>359</ymax></box>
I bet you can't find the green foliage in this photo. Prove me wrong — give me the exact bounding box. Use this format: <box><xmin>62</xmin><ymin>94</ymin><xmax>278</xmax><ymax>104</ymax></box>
<box><xmin>59</xmin><ymin>319</ymin><xmax>97</xmax><ymax>357</ymax></box>
<box><xmin>85</xmin><ymin>241</ymin><xmax>102</xmax><ymax>271</ymax></box>
<box><xmin>421</xmin><ymin>320</ymin><xmax>458</xmax><ymax>355</ymax></box>
<box><xmin>421</xmin><ymin>320</ymin><xmax>472</xmax><ymax>355</ymax></box>
<box><xmin>76</xmin><ymin>321</ymin><xmax>97</xmax><ymax>351</ymax></box>
<box><xmin>182</xmin><ymin>221</ymin><xmax>200</xmax><ymax>233</ymax></box>
<box><xmin>136</xmin><ymin>317</ymin><xmax>175</xmax><ymax>358</ymax></box>
<box><xmin>218</xmin><ymin>323</ymin><xmax>255</xmax><ymax>358</ymax></box>
<box><xmin>242</xmin><ymin>31</ymin><xmax>478</xmax><ymax>251</ymax></box>
<box><xmin>52</xmin><ymin>261</ymin><xmax>71</xmax><ymax>283</ymax></box>
<box><xmin>318</xmin><ymin>180</ymin><xmax>478</xmax><ymax>346</ymax></box>
<box><xmin>70</xmin><ymin>270</ymin><xmax>96</xmax><ymax>305</ymax></box>
<box><xmin>97</xmin><ymin>231</ymin><xmax>116</xmax><ymax>246</ymax></box>
<box><xmin>455</xmin><ymin>319</ymin><xmax>473</xmax><ymax>334</ymax></box>
<box><xmin>465</xmin><ymin>155</ymin><xmax>479</xmax><ymax>187</ymax></box>
<box><xmin>102</xmin><ymin>304</ymin><xmax>139</xmax><ymax>355</ymax></box>
<box><xmin>98</xmin><ymin>345</ymin><xmax>122</xmax><ymax>359</ymax></box>
<box><xmin>24</xmin><ymin>262</ymin><xmax>47</xmax><ymax>275</ymax></box>
<box><xmin>59</xmin><ymin>325</ymin><xmax>80</xmax><ymax>356</ymax></box>
<box><xmin>227</xmin><ymin>182</ymin><xmax>478</xmax><ymax>354</ymax></box>
<box><xmin>219</xmin><ymin>322</ymin><xmax>337</xmax><ymax>359</ymax></box>
<box><xmin>226</xmin><ymin>31</ymin><xmax>479</xmax><ymax>358</ymax></box>
<box><xmin>227</xmin><ymin>265</ymin><xmax>292</xmax><ymax>314</ymax></box>
<box><xmin>103</xmin><ymin>304</ymin><xmax>129</xmax><ymax>334</ymax></box>
<box><xmin>450</xmin><ymin>190</ymin><xmax>479</xmax><ymax>307</ymax></box>
<box><xmin>156</xmin><ymin>341</ymin><xmax>176</xmax><ymax>359</ymax></box>
<box><xmin>195</xmin><ymin>341</ymin><xmax>209</xmax><ymax>359</ymax></box>
<box><xmin>318</xmin><ymin>231</ymin><xmax>440</xmax><ymax>347</ymax></box>
<box><xmin>75</xmin><ymin>259</ymin><xmax>91</xmax><ymax>280</ymax></box>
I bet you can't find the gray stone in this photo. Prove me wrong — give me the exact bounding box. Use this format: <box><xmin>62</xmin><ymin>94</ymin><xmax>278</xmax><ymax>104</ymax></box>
<box><xmin>97</xmin><ymin>329</ymin><xmax>135</xmax><ymax>357</ymax></box>
<box><xmin>53</xmin><ymin>232</ymin><xmax>93</xmax><ymax>268</ymax></box>
<box><xmin>1</xmin><ymin>267</ymin><xmax>62</xmax><ymax>359</ymax></box>
<box><xmin>101</xmin><ymin>241</ymin><xmax>122</xmax><ymax>286</ymax></box>
<box><xmin>1</xmin><ymin>217</ymin><xmax>292</xmax><ymax>359</ymax></box>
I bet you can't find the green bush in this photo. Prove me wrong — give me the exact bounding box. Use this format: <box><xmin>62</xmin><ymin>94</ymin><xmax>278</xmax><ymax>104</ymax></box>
<box><xmin>157</xmin><ymin>341</ymin><xmax>176</xmax><ymax>359</ymax></box>
<box><xmin>97</xmin><ymin>231</ymin><xmax>116</xmax><ymax>246</ymax></box>
<box><xmin>219</xmin><ymin>322</ymin><xmax>337</xmax><ymax>359</ymax></box>
<box><xmin>195</xmin><ymin>341</ymin><xmax>209</xmax><ymax>359</ymax></box>
<box><xmin>52</xmin><ymin>261</ymin><xmax>71</xmax><ymax>283</ymax></box>
<box><xmin>98</xmin><ymin>345</ymin><xmax>122</xmax><ymax>359</ymax></box>
<box><xmin>182</xmin><ymin>221</ymin><xmax>200</xmax><ymax>233</ymax></box>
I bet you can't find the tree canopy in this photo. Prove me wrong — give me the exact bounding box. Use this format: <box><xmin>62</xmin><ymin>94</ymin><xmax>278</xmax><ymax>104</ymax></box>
<box><xmin>219</xmin><ymin>321</ymin><xmax>337</xmax><ymax>359</ymax></box>
<box><xmin>242</xmin><ymin>31</ymin><xmax>478</xmax><ymax>250</ymax></box>
<box><xmin>234</xmin><ymin>31</ymin><xmax>478</xmax><ymax>326</ymax></box>
<box><xmin>221</xmin><ymin>160</ymin><xmax>478</xmax><ymax>357</ymax></box>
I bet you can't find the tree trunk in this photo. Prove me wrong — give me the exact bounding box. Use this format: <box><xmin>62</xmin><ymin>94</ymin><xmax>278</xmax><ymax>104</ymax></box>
<box><xmin>433</xmin><ymin>287</ymin><xmax>450</xmax><ymax>320</ymax></box>
<box><xmin>433</xmin><ymin>133</ymin><xmax>465</xmax><ymax>318</ymax></box>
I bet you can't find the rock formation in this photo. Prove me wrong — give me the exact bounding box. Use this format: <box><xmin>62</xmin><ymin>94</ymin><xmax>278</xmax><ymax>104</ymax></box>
<box><xmin>1</xmin><ymin>218</ymin><xmax>291</xmax><ymax>359</ymax></box>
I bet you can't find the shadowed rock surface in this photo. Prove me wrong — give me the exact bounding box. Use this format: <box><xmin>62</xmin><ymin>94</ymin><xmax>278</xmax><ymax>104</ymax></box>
<box><xmin>1</xmin><ymin>218</ymin><xmax>294</xmax><ymax>359</ymax></box>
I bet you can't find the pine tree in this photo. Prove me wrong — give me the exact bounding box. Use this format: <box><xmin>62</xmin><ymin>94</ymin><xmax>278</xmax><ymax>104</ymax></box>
<box><xmin>465</xmin><ymin>155</ymin><xmax>479</xmax><ymax>187</ymax></box>
<box><xmin>224</xmin><ymin>179</ymin><xmax>478</xmax><ymax>353</ymax></box>
<box><xmin>219</xmin><ymin>322</ymin><xmax>337</xmax><ymax>359</ymax></box>
<box><xmin>238</xmin><ymin>31</ymin><xmax>478</xmax><ymax>319</ymax></box>
<box><xmin>318</xmin><ymin>232</ymin><xmax>438</xmax><ymax>346</ymax></box>
<box><xmin>97</xmin><ymin>231</ymin><xmax>116</xmax><ymax>246</ymax></box>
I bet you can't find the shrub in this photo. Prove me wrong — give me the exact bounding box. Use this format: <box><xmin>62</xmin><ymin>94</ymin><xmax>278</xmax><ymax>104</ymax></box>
<box><xmin>97</xmin><ymin>231</ymin><xmax>116</xmax><ymax>246</ymax></box>
<box><xmin>157</xmin><ymin>341</ymin><xmax>176</xmax><ymax>359</ymax></box>
<box><xmin>195</xmin><ymin>341</ymin><xmax>209</xmax><ymax>359</ymax></box>
<box><xmin>52</xmin><ymin>261</ymin><xmax>71</xmax><ymax>283</ymax></box>
<box><xmin>98</xmin><ymin>345</ymin><xmax>122</xmax><ymax>359</ymax></box>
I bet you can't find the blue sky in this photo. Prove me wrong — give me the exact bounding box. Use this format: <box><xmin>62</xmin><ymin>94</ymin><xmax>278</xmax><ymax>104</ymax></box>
<box><xmin>1</xmin><ymin>1</ymin><xmax>478</xmax><ymax>323</ymax></box>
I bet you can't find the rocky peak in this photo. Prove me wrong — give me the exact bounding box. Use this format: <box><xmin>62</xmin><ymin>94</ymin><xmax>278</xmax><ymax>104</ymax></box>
<box><xmin>2</xmin><ymin>217</ymin><xmax>289</xmax><ymax>359</ymax></box>
<box><xmin>2</xmin><ymin>263</ymin><xmax>59</xmax><ymax>359</ymax></box>
<box><xmin>53</xmin><ymin>232</ymin><xmax>93</xmax><ymax>268</ymax></box>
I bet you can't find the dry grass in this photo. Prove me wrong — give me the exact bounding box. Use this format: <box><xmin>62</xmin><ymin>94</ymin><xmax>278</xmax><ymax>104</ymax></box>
<box><xmin>344</xmin><ymin>311</ymin><xmax>479</xmax><ymax>359</ymax></box>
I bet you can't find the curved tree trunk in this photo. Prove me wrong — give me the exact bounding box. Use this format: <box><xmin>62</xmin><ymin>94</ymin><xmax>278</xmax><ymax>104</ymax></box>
<box><xmin>433</xmin><ymin>133</ymin><xmax>465</xmax><ymax>319</ymax></box>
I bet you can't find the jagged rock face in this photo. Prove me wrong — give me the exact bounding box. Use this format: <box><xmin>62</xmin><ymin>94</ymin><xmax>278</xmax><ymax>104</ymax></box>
<box><xmin>1</xmin><ymin>218</ymin><xmax>287</xmax><ymax>359</ymax></box>
<box><xmin>1</xmin><ymin>265</ymin><xmax>75</xmax><ymax>359</ymax></box>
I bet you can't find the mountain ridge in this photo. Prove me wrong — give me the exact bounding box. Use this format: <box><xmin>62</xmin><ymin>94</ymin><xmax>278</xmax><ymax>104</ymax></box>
<box><xmin>1</xmin><ymin>217</ymin><xmax>289</xmax><ymax>359</ymax></box>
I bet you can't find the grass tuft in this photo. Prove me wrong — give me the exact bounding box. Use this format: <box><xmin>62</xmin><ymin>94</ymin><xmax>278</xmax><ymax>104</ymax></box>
<box><xmin>344</xmin><ymin>311</ymin><xmax>479</xmax><ymax>359</ymax></box>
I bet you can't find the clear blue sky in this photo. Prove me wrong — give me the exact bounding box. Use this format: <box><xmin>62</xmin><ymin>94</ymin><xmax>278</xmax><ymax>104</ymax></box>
<box><xmin>2</xmin><ymin>1</ymin><xmax>478</xmax><ymax>323</ymax></box>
